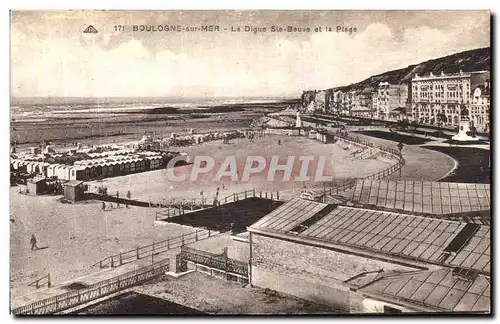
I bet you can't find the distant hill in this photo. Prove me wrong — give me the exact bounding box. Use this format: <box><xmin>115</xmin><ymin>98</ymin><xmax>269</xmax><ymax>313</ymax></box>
<box><xmin>301</xmin><ymin>47</ymin><xmax>490</xmax><ymax>103</ymax></box>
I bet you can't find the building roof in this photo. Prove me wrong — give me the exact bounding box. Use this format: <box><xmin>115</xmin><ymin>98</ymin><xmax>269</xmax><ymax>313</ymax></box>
<box><xmin>250</xmin><ymin>198</ymin><xmax>328</xmax><ymax>232</ymax></box>
<box><xmin>64</xmin><ymin>180</ymin><xmax>84</xmax><ymax>187</ymax></box>
<box><xmin>349</xmin><ymin>180</ymin><xmax>490</xmax><ymax>215</ymax></box>
<box><xmin>249</xmin><ymin>199</ymin><xmax>489</xmax><ymax>275</ymax></box>
<box><xmin>347</xmin><ymin>268</ymin><xmax>490</xmax><ymax>313</ymax></box>
<box><xmin>29</xmin><ymin>176</ymin><xmax>46</xmax><ymax>183</ymax></box>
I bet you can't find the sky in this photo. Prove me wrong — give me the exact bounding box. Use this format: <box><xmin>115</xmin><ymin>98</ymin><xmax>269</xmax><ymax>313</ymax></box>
<box><xmin>10</xmin><ymin>10</ymin><xmax>490</xmax><ymax>98</ymax></box>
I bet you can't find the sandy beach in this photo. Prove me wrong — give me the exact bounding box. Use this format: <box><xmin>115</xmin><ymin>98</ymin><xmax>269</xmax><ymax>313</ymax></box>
<box><xmin>10</xmin><ymin>132</ymin><xmax>392</xmax><ymax>301</ymax></box>
<box><xmin>9</xmin><ymin>189</ymin><xmax>197</xmax><ymax>298</ymax></box>
<box><xmin>91</xmin><ymin>135</ymin><xmax>391</xmax><ymax>202</ymax></box>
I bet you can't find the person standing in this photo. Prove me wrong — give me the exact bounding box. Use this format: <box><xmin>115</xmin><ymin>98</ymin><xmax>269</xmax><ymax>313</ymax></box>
<box><xmin>30</xmin><ymin>234</ymin><xmax>39</xmax><ymax>251</ymax></box>
<box><xmin>116</xmin><ymin>191</ymin><xmax>120</xmax><ymax>207</ymax></box>
<box><xmin>126</xmin><ymin>190</ymin><xmax>131</xmax><ymax>208</ymax></box>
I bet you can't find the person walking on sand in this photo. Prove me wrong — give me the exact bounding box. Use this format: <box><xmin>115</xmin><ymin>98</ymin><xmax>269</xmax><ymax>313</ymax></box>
<box><xmin>116</xmin><ymin>191</ymin><xmax>120</xmax><ymax>207</ymax></box>
<box><xmin>125</xmin><ymin>190</ymin><xmax>131</xmax><ymax>208</ymax></box>
<box><xmin>101</xmin><ymin>201</ymin><xmax>106</xmax><ymax>211</ymax></box>
<box><xmin>30</xmin><ymin>234</ymin><xmax>39</xmax><ymax>251</ymax></box>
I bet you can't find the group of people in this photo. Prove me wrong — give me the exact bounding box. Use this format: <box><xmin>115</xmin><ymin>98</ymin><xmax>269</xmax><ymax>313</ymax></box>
<box><xmin>101</xmin><ymin>190</ymin><xmax>132</xmax><ymax>211</ymax></box>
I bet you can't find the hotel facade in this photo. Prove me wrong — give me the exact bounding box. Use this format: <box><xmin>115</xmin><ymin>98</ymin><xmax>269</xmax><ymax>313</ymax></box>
<box><xmin>410</xmin><ymin>70</ymin><xmax>490</xmax><ymax>132</ymax></box>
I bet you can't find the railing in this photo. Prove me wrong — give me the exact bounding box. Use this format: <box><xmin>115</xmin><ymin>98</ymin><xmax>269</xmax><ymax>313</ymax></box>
<box><xmin>28</xmin><ymin>273</ymin><xmax>51</xmax><ymax>289</ymax></box>
<box><xmin>149</xmin><ymin>197</ymin><xmax>218</xmax><ymax>209</ymax></box>
<box><xmin>179</xmin><ymin>246</ymin><xmax>248</xmax><ymax>278</ymax></box>
<box><xmin>324</xmin><ymin>133</ymin><xmax>405</xmax><ymax>196</ymax></box>
<box><xmin>12</xmin><ymin>259</ymin><xmax>169</xmax><ymax>315</ymax></box>
<box><xmin>155</xmin><ymin>189</ymin><xmax>284</xmax><ymax>220</ymax></box>
<box><xmin>218</xmin><ymin>189</ymin><xmax>282</xmax><ymax>204</ymax></box>
<box><xmin>90</xmin><ymin>229</ymin><xmax>216</xmax><ymax>270</ymax></box>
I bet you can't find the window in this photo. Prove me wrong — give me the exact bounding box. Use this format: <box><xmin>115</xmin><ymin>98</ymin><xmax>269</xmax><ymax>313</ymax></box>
<box><xmin>384</xmin><ymin>306</ymin><xmax>402</xmax><ymax>314</ymax></box>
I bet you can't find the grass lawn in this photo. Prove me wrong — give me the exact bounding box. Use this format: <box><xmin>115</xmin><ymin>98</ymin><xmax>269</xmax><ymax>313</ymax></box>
<box><xmin>355</xmin><ymin>130</ymin><xmax>432</xmax><ymax>145</ymax></box>
<box><xmin>423</xmin><ymin>146</ymin><xmax>490</xmax><ymax>184</ymax></box>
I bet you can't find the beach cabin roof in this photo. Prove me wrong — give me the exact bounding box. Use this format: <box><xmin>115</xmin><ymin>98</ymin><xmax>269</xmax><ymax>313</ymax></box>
<box><xmin>29</xmin><ymin>176</ymin><xmax>46</xmax><ymax>183</ymax></box>
<box><xmin>64</xmin><ymin>180</ymin><xmax>84</xmax><ymax>187</ymax></box>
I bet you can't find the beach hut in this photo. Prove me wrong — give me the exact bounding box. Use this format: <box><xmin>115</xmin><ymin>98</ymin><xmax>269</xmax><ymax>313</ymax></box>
<box><xmin>95</xmin><ymin>164</ymin><xmax>104</xmax><ymax>179</ymax></box>
<box><xmin>150</xmin><ymin>156</ymin><xmax>161</xmax><ymax>170</ymax></box>
<box><xmin>54</xmin><ymin>165</ymin><xmax>63</xmax><ymax>180</ymax></box>
<box><xmin>85</xmin><ymin>164</ymin><xmax>96</xmax><ymax>180</ymax></box>
<box><xmin>130</xmin><ymin>159</ymin><xmax>137</xmax><ymax>173</ymax></box>
<box><xmin>124</xmin><ymin>160</ymin><xmax>131</xmax><ymax>174</ymax></box>
<box><xmin>27</xmin><ymin>177</ymin><xmax>46</xmax><ymax>195</ymax></box>
<box><xmin>70</xmin><ymin>166</ymin><xmax>89</xmax><ymax>181</ymax></box>
<box><xmin>102</xmin><ymin>163</ymin><xmax>112</xmax><ymax>178</ymax></box>
<box><xmin>144</xmin><ymin>157</ymin><xmax>151</xmax><ymax>171</ymax></box>
<box><xmin>63</xmin><ymin>180</ymin><xmax>85</xmax><ymax>202</ymax></box>
<box><xmin>34</xmin><ymin>162</ymin><xmax>45</xmax><ymax>176</ymax></box>
<box><xmin>47</xmin><ymin>164</ymin><xmax>58</xmax><ymax>178</ymax></box>
<box><xmin>41</xmin><ymin>162</ymin><xmax>50</xmax><ymax>177</ymax></box>
<box><xmin>118</xmin><ymin>160</ymin><xmax>126</xmax><ymax>175</ymax></box>
<box><xmin>111</xmin><ymin>162</ymin><xmax>120</xmax><ymax>177</ymax></box>
<box><xmin>16</xmin><ymin>161</ymin><xmax>28</xmax><ymax>173</ymax></box>
<box><xmin>11</xmin><ymin>160</ymin><xmax>19</xmax><ymax>170</ymax></box>
<box><xmin>137</xmin><ymin>159</ymin><xmax>146</xmax><ymax>172</ymax></box>
<box><xmin>25</xmin><ymin>162</ymin><xmax>34</xmax><ymax>174</ymax></box>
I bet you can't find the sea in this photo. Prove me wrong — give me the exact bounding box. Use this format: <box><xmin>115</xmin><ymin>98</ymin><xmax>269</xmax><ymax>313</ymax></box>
<box><xmin>10</xmin><ymin>96</ymin><xmax>291</xmax><ymax>123</ymax></box>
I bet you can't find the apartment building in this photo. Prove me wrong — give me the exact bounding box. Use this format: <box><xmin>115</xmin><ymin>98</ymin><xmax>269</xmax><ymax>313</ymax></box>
<box><xmin>410</xmin><ymin>70</ymin><xmax>490</xmax><ymax>130</ymax></box>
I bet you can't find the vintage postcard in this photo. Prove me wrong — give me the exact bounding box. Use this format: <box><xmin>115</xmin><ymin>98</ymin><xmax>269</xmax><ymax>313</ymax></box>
<box><xmin>10</xmin><ymin>10</ymin><xmax>490</xmax><ymax>315</ymax></box>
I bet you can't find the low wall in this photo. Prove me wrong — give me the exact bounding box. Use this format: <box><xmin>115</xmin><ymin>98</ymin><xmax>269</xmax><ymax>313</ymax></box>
<box><xmin>250</xmin><ymin>234</ymin><xmax>418</xmax><ymax>310</ymax></box>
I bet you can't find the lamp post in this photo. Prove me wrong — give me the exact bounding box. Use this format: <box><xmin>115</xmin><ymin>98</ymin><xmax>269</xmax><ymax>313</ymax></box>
<box><xmin>397</xmin><ymin>142</ymin><xmax>404</xmax><ymax>178</ymax></box>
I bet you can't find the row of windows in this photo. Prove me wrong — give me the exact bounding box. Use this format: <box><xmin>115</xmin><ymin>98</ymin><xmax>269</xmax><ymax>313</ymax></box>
<box><xmin>413</xmin><ymin>82</ymin><xmax>470</xmax><ymax>91</ymax></box>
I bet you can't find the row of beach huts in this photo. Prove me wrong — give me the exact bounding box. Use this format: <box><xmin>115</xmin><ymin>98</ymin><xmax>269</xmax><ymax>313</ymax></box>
<box><xmin>137</xmin><ymin>130</ymin><xmax>247</xmax><ymax>150</ymax></box>
<box><xmin>11</xmin><ymin>151</ymin><xmax>174</xmax><ymax>181</ymax></box>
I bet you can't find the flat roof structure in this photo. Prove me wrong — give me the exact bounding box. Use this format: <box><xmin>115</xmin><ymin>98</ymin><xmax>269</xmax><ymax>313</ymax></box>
<box><xmin>346</xmin><ymin>268</ymin><xmax>490</xmax><ymax>313</ymax></box>
<box><xmin>250</xmin><ymin>198</ymin><xmax>328</xmax><ymax>232</ymax></box>
<box><xmin>249</xmin><ymin>199</ymin><xmax>489</xmax><ymax>275</ymax></box>
<box><xmin>349</xmin><ymin>180</ymin><xmax>490</xmax><ymax>215</ymax></box>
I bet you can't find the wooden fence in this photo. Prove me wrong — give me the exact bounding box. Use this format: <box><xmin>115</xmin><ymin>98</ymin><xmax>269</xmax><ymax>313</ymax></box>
<box><xmin>155</xmin><ymin>189</ymin><xmax>283</xmax><ymax>220</ymax></box>
<box><xmin>12</xmin><ymin>259</ymin><xmax>169</xmax><ymax>315</ymax></box>
<box><xmin>90</xmin><ymin>228</ymin><xmax>217</xmax><ymax>270</ymax></box>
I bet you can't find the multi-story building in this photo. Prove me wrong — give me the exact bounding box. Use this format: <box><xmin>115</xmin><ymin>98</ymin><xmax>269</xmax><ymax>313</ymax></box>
<box><xmin>340</xmin><ymin>91</ymin><xmax>355</xmax><ymax>115</ymax></box>
<box><xmin>377</xmin><ymin>82</ymin><xmax>409</xmax><ymax>120</ymax></box>
<box><xmin>372</xmin><ymin>92</ymin><xmax>379</xmax><ymax>119</ymax></box>
<box><xmin>410</xmin><ymin>70</ymin><xmax>490</xmax><ymax>129</ymax></box>
<box><xmin>313</xmin><ymin>90</ymin><xmax>327</xmax><ymax>112</ymax></box>
<box><xmin>353</xmin><ymin>87</ymin><xmax>376</xmax><ymax>118</ymax></box>
<box><xmin>329</xmin><ymin>90</ymin><xmax>343</xmax><ymax>115</ymax></box>
<box><xmin>470</xmin><ymin>81</ymin><xmax>490</xmax><ymax>132</ymax></box>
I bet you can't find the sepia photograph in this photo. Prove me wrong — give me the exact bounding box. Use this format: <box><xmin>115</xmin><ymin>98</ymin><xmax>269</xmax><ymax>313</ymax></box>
<box><xmin>9</xmin><ymin>9</ymin><xmax>491</xmax><ymax>315</ymax></box>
